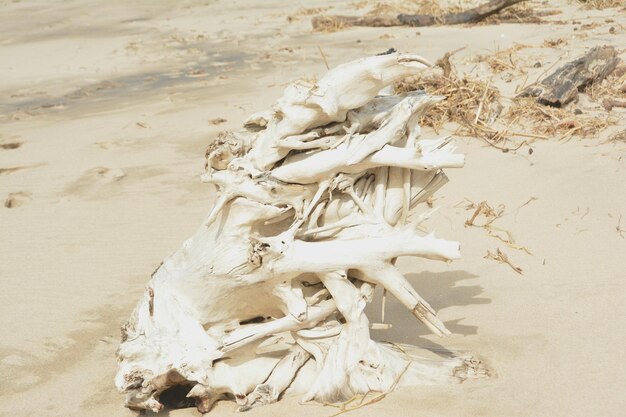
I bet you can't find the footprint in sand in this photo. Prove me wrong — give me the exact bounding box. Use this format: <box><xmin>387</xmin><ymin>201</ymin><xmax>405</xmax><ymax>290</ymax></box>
<box><xmin>62</xmin><ymin>167</ymin><xmax>127</xmax><ymax>199</ymax></box>
<box><xmin>0</xmin><ymin>141</ymin><xmax>23</xmax><ymax>150</ymax></box>
<box><xmin>4</xmin><ymin>191</ymin><xmax>32</xmax><ymax>208</ymax></box>
<box><xmin>0</xmin><ymin>137</ymin><xmax>28</xmax><ymax>176</ymax></box>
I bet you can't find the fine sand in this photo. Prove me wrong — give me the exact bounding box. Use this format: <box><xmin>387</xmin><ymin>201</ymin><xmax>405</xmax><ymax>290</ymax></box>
<box><xmin>1</xmin><ymin>1</ymin><xmax>625</xmax><ymax>416</ymax></box>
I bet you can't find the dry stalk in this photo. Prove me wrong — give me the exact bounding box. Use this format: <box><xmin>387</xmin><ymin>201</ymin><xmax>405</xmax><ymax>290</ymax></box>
<box><xmin>395</xmin><ymin>66</ymin><xmax>501</xmax><ymax>140</ymax></box>
<box><xmin>288</xmin><ymin>6</ymin><xmax>334</xmax><ymax>22</ymax></box>
<box><xmin>464</xmin><ymin>200</ymin><xmax>505</xmax><ymax>227</ymax></box>
<box><xmin>485</xmin><ymin>248</ymin><xmax>523</xmax><ymax>274</ymax></box>
<box><xmin>585</xmin><ymin>69</ymin><xmax>626</xmax><ymax>105</ymax></box>
<box><xmin>476</xmin><ymin>43</ymin><xmax>531</xmax><ymax>74</ymax></box>
<box><xmin>365</xmin><ymin>0</ymin><xmax>461</xmax><ymax>18</ymax></box>
<box><xmin>463</xmin><ymin>200</ymin><xmax>531</xmax><ymax>254</ymax></box>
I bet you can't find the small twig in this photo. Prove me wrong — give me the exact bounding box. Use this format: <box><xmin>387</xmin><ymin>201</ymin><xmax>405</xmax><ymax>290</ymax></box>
<box><xmin>318</xmin><ymin>46</ymin><xmax>330</xmax><ymax>70</ymax></box>
<box><xmin>514</xmin><ymin>196</ymin><xmax>537</xmax><ymax>220</ymax></box>
<box><xmin>381</xmin><ymin>289</ymin><xmax>387</xmax><ymax>322</ymax></box>
<box><xmin>474</xmin><ymin>79</ymin><xmax>492</xmax><ymax>124</ymax></box>
<box><xmin>507</xmin><ymin>131</ymin><xmax>549</xmax><ymax>140</ymax></box>
<box><xmin>486</xmin><ymin>226</ymin><xmax>532</xmax><ymax>254</ymax></box>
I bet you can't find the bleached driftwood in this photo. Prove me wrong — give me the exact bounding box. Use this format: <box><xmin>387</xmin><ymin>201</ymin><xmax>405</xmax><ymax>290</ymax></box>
<box><xmin>115</xmin><ymin>53</ymin><xmax>488</xmax><ymax>414</ymax></box>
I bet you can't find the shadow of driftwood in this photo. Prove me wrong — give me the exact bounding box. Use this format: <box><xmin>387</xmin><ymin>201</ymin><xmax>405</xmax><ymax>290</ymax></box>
<box><xmin>367</xmin><ymin>269</ymin><xmax>490</xmax><ymax>351</ymax></box>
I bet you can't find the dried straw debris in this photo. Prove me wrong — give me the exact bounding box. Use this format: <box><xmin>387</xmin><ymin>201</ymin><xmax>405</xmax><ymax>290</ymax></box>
<box><xmin>476</xmin><ymin>44</ymin><xmax>531</xmax><ymax>74</ymax></box>
<box><xmin>394</xmin><ymin>67</ymin><xmax>501</xmax><ymax>139</ymax></box>
<box><xmin>573</xmin><ymin>0</ymin><xmax>625</xmax><ymax>10</ymax></box>
<box><xmin>505</xmin><ymin>97</ymin><xmax>615</xmax><ymax>139</ymax></box>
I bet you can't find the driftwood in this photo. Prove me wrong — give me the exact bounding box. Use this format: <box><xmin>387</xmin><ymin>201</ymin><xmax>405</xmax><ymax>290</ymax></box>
<box><xmin>398</xmin><ymin>0</ymin><xmax>527</xmax><ymax>26</ymax></box>
<box><xmin>519</xmin><ymin>45</ymin><xmax>620</xmax><ymax>107</ymax></box>
<box><xmin>312</xmin><ymin>0</ymin><xmax>526</xmax><ymax>30</ymax></box>
<box><xmin>115</xmin><ymin>53</ymin><xmax>488</xmax><ymax>415</ymax></box>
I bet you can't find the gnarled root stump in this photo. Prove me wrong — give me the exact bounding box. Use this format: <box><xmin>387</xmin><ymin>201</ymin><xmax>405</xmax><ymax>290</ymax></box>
<box><xmin>115</xmin><ymin>52</ymin><xmax>488</xmax><ymax>414</ymax></box>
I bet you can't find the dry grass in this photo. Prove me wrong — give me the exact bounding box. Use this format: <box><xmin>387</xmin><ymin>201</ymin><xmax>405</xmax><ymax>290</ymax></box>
<box><xmin>395</xmin><ymin>51</ymin><xmax>559</xmax><ymax>150</ymax></box>
<box><xmin>543</xmin><ymin>37</ymin><xmax>568</xmax><ymax>48</ymax></box>
<box><xmin>313</xmin><ymin>0</ymin><xmax>547</xmax><ymax>32</ymax></box>
<box><xmin>364</xmin><ymin>0</ymin><xmax>461</xmax><ymax>17</ymax></box>
<box><xmin>396</xmin><ymin>72</ymin><xmax>502</xmax><ymax>137</ymax></box>
<box><xmin>609</xmin><ymin>130</ymin><xmax>626</xmax><ymax>142</ymax></box>
<box><xmin>584</xmin><ymin>66</ymin><xmax>626</xmax><ymax>103</ymax></box>
<box><xmin>287</xmin><ymin>6</ymin><xmax>334</xmax><ymax>23</ymax></box>
<box><xmin>476</xmin><ymin>43</ymin><xmax>531</xmax><ymax>73</ymax></box>
<box><xmin>485</xmin><ymin>248</ymin><xmax>524</xmax><ymax>274</ymax></box>
<box><xmin>366</xmin><ymin>2</ymin><xmax>412</xmax><ymax>15</ymax></box>
<box><xmin>480</xmin><ymin>2</ymin><xmax>544</xmax><ymax>24</ymax></box>
<box><xmin>461</xmin><ymin>199</ymin><xmax>532</xmax><ymax>254</ymax></box>
<box><xmin>573</xmin><ymin>0</ymin><xmax>625</xmax><ymax>10</ymax></box>
<box><xmin>291</xmin><ymin>6</ymin><xmax>333</xmax><ymax>18</ymax></box>
<box><xmin>397</xmin><ymin>43</ymin><xmax>619</xmax><ymax>146</ymax></box>
<box><xmin>310</xmin><ymin>16</ymin><xmax>348</xmax><ymax>32</ymax></box>
<box><xmin>504</xmin><ymin>97</ymin><xmax>614</xmax><ymax>139</ymax></box>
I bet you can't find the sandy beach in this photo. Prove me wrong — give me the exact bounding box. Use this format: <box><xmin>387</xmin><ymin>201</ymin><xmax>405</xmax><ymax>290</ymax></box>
<box><xmin>1</xmin><ymin>0</ymin><xmax>625</xmax><ymax>416</ymax></box>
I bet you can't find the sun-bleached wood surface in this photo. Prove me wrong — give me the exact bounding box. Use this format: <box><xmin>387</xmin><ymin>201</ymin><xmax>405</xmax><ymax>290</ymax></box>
<box><xmin>115</xmin><ymin>53</ymin><xmax>487</xmax><ymax>414</ymax></box>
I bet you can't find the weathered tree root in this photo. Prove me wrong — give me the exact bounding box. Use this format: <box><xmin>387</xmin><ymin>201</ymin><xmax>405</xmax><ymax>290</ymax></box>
<box><xmin>115</xmin><ymin>52</ymin><xmax>488</xmax><ymax>414</ymax></box>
